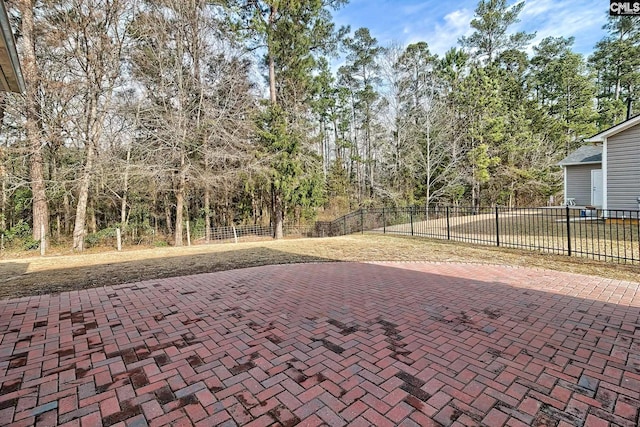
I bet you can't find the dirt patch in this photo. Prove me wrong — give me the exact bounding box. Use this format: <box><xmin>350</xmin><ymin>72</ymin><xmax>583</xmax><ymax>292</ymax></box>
<box><xmin>0</xmin><ymin>234</ymin><xmax>637</xmax><ymax>300</ymax></box>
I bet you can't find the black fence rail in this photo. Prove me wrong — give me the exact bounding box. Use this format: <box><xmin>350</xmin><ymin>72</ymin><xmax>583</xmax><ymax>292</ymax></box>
<box><xmin>323</xmin><ymin>206</ymin><xmax>640</xmax><ymax>265</ymax></box>
<box><xmin>189</xmin><ymin>206</ymin><xmax>640</xmax><ymax>264</ymax></box>
<box><xmin>315</xmin><ymin>211</ymin><xmax>367</xmax><ymax>237</ymax></box>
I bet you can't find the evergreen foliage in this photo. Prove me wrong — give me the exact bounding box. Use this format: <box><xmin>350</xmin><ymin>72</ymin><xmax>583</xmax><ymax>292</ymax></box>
<box><xmin>1</xmin><ymin>0</ymin><xmax>638</xmax><ymax>248</ymax></box>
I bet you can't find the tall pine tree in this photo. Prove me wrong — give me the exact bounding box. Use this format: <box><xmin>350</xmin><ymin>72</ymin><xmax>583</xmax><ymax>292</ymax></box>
<box><xmin>234</xmin><ymin>0</ymin><xmax>346</xmax><ymax>238</ymax></box>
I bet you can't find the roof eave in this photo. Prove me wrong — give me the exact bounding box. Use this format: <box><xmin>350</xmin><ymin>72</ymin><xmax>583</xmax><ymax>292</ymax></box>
<box><xmin>558</xmin><ymin>161</ymin><xmax>602</xmax><ymax>167</ymax></box>
<box><xmin>585</xmin><ymin>114</ymin><xmax>640</xmax><ymax>142</ymax></box>
<box><xmin>0</xmin><ymin>1</ymin><xmax>25</xmax><ymax>93</ymax></box>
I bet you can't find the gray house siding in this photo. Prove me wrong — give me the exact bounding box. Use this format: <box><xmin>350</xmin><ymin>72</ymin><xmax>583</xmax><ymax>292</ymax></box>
<box><xmin>566</xmin><ymin>164</ymin><xmax>599</xmax><ymax>206</ymax></box>
<box><xmin>607</xmin><ymin>124</ymin><xmax>640</xmax><ymax>211</ymax></box>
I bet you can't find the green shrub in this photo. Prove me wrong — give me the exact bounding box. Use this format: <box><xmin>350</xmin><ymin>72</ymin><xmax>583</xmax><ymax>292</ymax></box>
<box><xmin>191</xmin><ymin>218</ymin><xmax>206</xmax><ymax>239</ymax></box>
<box><xmin>3</xmin><ymin>220</ymin><xmax>32</xmax><ymax>240</ymax></box>
<box><xmin>22</xmin><ymin>237</ymin><xmax>40</xmax><ymax>251</ymax></box>
<box><xmin>1</xmin><ymin>221</ymin><xmax>40</xmax><ymax>250</ymax></box>
<box><xmin>85</xmin><ymin>226</ymin><xmax>118</xmax><ymax>248</ymax></box>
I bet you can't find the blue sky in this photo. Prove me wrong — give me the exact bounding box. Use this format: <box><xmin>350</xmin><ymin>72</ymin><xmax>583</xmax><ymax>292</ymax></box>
<box><xmin>333</xmin><ymin>0</ymin><xmax>610</xmax><ymax>57</ymax></box>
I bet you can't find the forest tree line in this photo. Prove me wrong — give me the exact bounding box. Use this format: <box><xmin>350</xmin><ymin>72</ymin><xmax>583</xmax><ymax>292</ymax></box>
<box><xmin>1</xmin><ymin>0</ymin><xmax>639</xmax><ymax>250</ymax></box>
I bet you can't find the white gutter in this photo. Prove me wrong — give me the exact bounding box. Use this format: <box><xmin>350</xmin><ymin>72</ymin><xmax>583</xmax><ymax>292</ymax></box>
<box><xmin>0</xmin><ymin>0</ymin><xmax>25</xmax><ymax>93</ymax></box>
<box><xmin>558</xmin><ymin>161</ymin><xmax>601</xmax><ymax>167</ymax></box>
<box><xmin>585</xmin><ymin>115</ymin><xmax>640</xmax><ymax>142</ymax></box>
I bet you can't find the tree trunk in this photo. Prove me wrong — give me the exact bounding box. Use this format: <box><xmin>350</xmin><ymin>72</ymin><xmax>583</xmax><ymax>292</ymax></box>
<box><xmin>268</xmin><ymin>5</ymin><xmax>278</xmax><ymax>105</ymax></box>
<box><xmin>72</xmin><ymin>140</ymin><xmax>95</xmax><ymax>251</ymax></box>
<box><xmin>252</xmin><ymin>192</ymin><xmax>257</xmax><ymax>225</ymax></box>
<box><xmin>333</xmin><ymin>118</ymin><xmax>341</xmax><ymax>160</ymax></box>
<box><xmin>18</xmin><ymin>0</ymin><xmax>49</xmax><ymax>242</ymax></box>
<box><xmin>174</xmin><ymin>153</ymin><xmax>186</xmax><ymax>246</ymax></box>
<box><xmin>89</xmin><ymin>204</ymin><xmax>97</xmax><ymax>234</ymax></box>
<box><xmin>204</xmin><ymin>187</ymin><xmax>211</xmax><ymax>242</ymax></box>
<box><xmin>425</xmin><ymin>118</ymin><xmax>431</xmax><ymax>208</ymax></box>
<box><xmin>175</xmin><ymin>187</ymin><xmax>184</xmax><ymax>246</ymax></box>
<box><xmin>273</xmin><ymin>188</ymin><xmax>283</xmax><ymax>239</ymax></box>
<box><xmin>72</xmin><ymin>90</ymin><xmax>103</xmax><ymax>251</ymax></box>
<box><xmin>471</xmin><ymin>170</ymin><xmax>479</xmax><ymax>213</ymax></box>
<box><xmin>164</xmin><ymin>194</ymin><xmax>173</xmax><ymax>235</ymax></box>
<box><xmin>121</xmin><ymin>146</ymin><xmax>131</xmax><ymax>225</ymax></box>
<box><xmin>267</xmin><ymin>4</ymin><xmax>283</xmax><ymax>238</ymax></box>
<box><xmin>51</xmin><ymin>153</ymin><xmax>61</xmax><ymax>240</ymax></box>
<box><xmin>63</xmin><ymin>191</ymin><xmax>71</xmax><ymax>234</ymax></box>
<box><xmin>1</xmin><ymin>178</ymin><xmax>6</xmax><ymax>231</ymax></box>
<box><xmin>120</xmin><ymin>193</ymin><xmax>127</xmax><ymax>226</ymax></box>
<box><xmin>320</xmin><ymin>121</ymin><xmax>326</xmax><ymax>177</ymax></box>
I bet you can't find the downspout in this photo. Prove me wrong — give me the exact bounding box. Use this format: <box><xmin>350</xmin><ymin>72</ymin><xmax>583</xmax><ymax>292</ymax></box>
<box><xmin>602</xmin><ymin>139</ymin><xmax>608</xmax><ymax>216</ymax></box>
<box><xmin>563</xmin><ymin>166</ymin><xmax>567</xmax><ymax>205</ymax></box>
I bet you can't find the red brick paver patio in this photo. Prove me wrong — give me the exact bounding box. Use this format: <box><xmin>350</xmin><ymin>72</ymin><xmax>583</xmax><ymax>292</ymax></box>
<box><xmin>1</xmin><ymin>262</ymin><xmax>639</xmax><ymax>427</ymax></box>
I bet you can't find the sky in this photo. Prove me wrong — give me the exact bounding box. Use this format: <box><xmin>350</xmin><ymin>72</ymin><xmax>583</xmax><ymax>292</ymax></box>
<box><xmin>332</xmin><ymin>0</ymin><xmax>610</xmax><ymax>58</ymax></box>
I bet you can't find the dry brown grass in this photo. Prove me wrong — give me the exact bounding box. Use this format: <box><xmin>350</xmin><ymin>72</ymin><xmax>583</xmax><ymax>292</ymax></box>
<box><xmin>0</xmin><ymin>234</ymin><xmax>638</xmax><ymax>300</ymax></box>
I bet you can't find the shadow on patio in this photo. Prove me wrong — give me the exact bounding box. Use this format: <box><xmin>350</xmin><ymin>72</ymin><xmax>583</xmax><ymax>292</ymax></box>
<box><xmin>0</xmin><ymin>260</ymin><xmax>638</xmax><ymax>426</ymax></box>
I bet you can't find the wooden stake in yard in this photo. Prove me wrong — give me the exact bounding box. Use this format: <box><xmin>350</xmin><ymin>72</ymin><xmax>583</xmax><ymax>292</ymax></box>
<box><xmin>186</xmin><ymin>220</ymin><xmax>191</xmax><ymax>246</ymax></box>
<box><xmin>40</xmin><ymin>224</ymin><xmax>45</xmax><ymax>256</ymax></box>
<box><xmin>116</xmin><ymin>227</ymin><xmax>122</xmax><ymax>251</ymax></box>
<box><xmin>232</xmin><ymin>225</ymin><xmax>238</xmax><ymax>244</ymax></box>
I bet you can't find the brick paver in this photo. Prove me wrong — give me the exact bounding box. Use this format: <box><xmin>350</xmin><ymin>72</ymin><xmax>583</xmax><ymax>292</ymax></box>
<box><xmin>1</xmin><ymin>262</ymin><xmax>639</xmax><ymax>426</ymax></box>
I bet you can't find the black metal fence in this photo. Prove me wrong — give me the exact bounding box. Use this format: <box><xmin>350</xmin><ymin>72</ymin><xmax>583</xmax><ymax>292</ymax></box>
<box><xmin>321</xmin><ymin>206</ymin><xmax>640</xmax><ymax>265</ymax></box>
<box><xmin>190</xmin><ymin>206</ymin><xmax>640</xmax><ymax>264</ymax></box>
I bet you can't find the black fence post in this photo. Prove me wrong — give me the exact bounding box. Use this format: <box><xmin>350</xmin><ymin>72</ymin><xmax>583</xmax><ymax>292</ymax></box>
<box><xmin>495</xmin><ymin>206</ymin><xmax>500</xmax><ymax>247</ymax></box>
<box><xmin>361</xmin><ymin>209</ymin><xmax>364</xmax><ymax>234</ymax></box>
<box><xmin>343</xmin><ymin>215</ymin><xmax>347</xmax><ymax>236</ymax></box>
<box><xmin>565</xmin><ymin>206</ymin><xmax>572</xmax><ymax>256</ymax></box>
<box><xmin>446</xmin><ymin>206</ymin><xmax>451</xmax><ymax>240</ymax></box>
<box><xmin>383</xmin><ymin>207</ymin><xmax>386</xmax><ymax>234</ymax></box>
<box><xmin>410</xmin><ymin>206</ymin><xmax>414</xmax><ymax>236</ymax></box>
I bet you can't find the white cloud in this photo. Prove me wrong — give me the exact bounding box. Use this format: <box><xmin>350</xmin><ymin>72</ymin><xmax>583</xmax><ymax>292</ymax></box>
<box><xmin>406</xmin><ymin>8</ymin><xmax>475</xmax><ymax>55</ymax></box>
<box><xmin>333</xmin><ymin>0</ymin><xmax>606</xmax><ymax>59</ymax></box>
<box><xmin>520</xmin><ymin>0</ymin><xmax>555</xmax><ymax>17</ymax></box>
<box><xmin>514</xmin><ymin>0</ymin><xmax>606</xmax><ymax>55</ymax></box>
<box><xmin>400</xmin><ymin>2</ymin><xmax>432</xmax><ymax>15</ymax></box>
<box><xmin>445</xmin><ymin>8</ymin><xmax>474</xmax><ymax>30</ymax></box>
